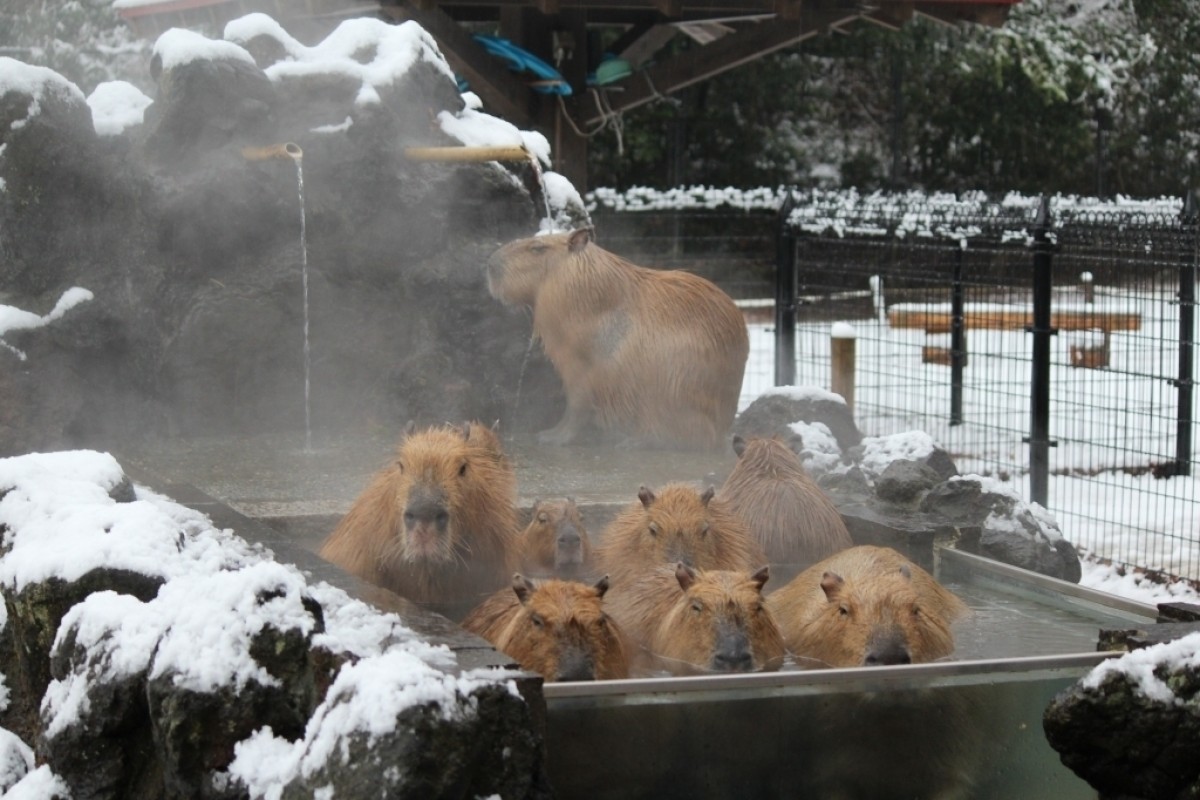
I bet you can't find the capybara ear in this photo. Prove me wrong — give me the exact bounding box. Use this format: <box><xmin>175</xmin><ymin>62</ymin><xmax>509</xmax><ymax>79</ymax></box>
<box><xmin>638</xmin><ymin>486</ymin><xmax>656</xmax><ymax>508</ymax></box>
<box><xmin>750</xmin><ymin>565</ymin><xmax>770</xmax><ymax>592</ymax></box>
<box><xmin>899</xmin><ymin>564</ymin><xmax>912</xmax><ymax>581</ymax></box>
<box><xmin>732</xmin><ymin>434</ymin><xmax>747</xmax><ymax>458</ymax></box>
<box><xmin>402</xmin><ymin>420</ymin><xmax>416</xmax><ymax>437</ymax></box>
<box><xmin>513</xmin><ymin>573</ymin><xmax>536</xmax><ymax>605</ymax></box>
<box><xmin>593</xmin><ymin>575</ymin><xmax>610</xmax><ymax>597</ymax></box>
<box><xmin>699</xmin><ymin>486</ymin><xmax>715</xmax><ymax>506</ymax></box>
<box><xmin>457</xmin><ymin>422</ymin><xmax>471</xmax><ymax>440</ymax></box>
<box><xmin>567</xmin><ymin>227</ymin><xmax>593</xmax><ymax>253</ymax></box>
<box><xmin>674</xmin><ymin>562</ymin><xmax>696</xmax><ymax>591</ymax></box>
<box><xmin>820</xmin><ymin>571</ymin><xmax>845</xmax><ymax>602</ymax></box>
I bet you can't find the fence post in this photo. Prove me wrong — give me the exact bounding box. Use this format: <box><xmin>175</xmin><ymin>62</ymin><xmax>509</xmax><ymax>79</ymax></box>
<box><xmin>831</xmin><ymin>323</ymin><xmax>856</xmax><ymax>413</ymax></box>
<box><xmin>775</xmin><ymin>190</ymin><xmax>798</xmax><ymax>387</ymax></box>
<box><xmin>1176</xmin><ymin>190</ymin><xmax>1198</xmax><ymax>476</ymax></box>
<box><xmin>950</xmin><ymin>244</ymin><xmax>966</xmax><ymax>426</ymax></box>
<box><xmin>1027</xmin><ymin>196</ymin><xmax>1056</xmax><ymax>506</ymax></box>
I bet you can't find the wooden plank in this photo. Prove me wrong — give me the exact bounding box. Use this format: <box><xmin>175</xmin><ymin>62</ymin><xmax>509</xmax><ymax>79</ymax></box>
<box><xmin>888</xmin><ymin>307</ymin><xmax>1143</xmax><ymax>333</ymax></box>
<box><xmin>581</xmin><ymin>7</ymin><xmax>862</xmax><ymax>126</ymax></box>
<box><xmin>610</xmin><ymin>22</ymin><xmax>679</xmax><ymax>66</ymax></box>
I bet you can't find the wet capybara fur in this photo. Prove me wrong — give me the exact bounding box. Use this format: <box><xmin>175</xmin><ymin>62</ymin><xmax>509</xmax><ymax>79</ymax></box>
<box><xmin>604</xmin><ymin>563</ymin><xmax>784</xmax><ymax>675</ymax></box>
<box><xmin>766</xmin><ymin>546</ymin><xmax>967</xmax><ymax>668</ymax></box>
<box><xmin>595</xmin><ymin>482</ymin><xmax>766</xmax><ymax>590</ymax></box>
<box><xmin>318</xmin><ymin>421</ymin><xmax>518</xmax><ymax>613</ymax></box>
<box><xmin>720</xmin><ymin>435</ymin><xmax>852</xmax><ymax>573</ymax></box>
<box><xmin>462</xmin><ymin>575</ymin><xmax>630</xmax><ymax>681</ymax></box>
<box><xmin>519</xmin><ymin>498</ymin><xmax>592</xmax><ymax>579</ymax></box>
<box><xmin>486</xmin><ymin>229</ymin><xmax>749</xmax><ymax>450</ymax></box>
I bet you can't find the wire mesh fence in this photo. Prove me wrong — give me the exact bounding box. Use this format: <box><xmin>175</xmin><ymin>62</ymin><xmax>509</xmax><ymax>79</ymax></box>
<box><xmin>588</xmin><ymin>188</ymin><xmax>1200</xmax><ymax>584</ymax></box>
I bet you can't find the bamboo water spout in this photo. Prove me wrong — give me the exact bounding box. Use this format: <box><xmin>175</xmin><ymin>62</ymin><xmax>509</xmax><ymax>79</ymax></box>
<box><xmin>404</xmin><ymin>145</ymin><xmax>529</xmax><ymax>163</ymax></box>
<box><xmin>241</xmin><ymin>142</ymin><xmax>303</xmax><ymax>161</ymax></box>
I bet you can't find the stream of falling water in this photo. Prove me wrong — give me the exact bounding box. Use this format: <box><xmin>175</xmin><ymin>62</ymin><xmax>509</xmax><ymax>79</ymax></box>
<box><xmin>512</xmin><ymin>331</ymin><xmax>537</xmax><ymax>423</ymax></box>
<box><xmin>527</xmin><ymin>154</ymin><xmax>555</xmax><ymax>229</ymax></box>
<box><xmin>296</xmin><ymin>158</ymin><xmax>312</xmax><ymax>453</ymax></box>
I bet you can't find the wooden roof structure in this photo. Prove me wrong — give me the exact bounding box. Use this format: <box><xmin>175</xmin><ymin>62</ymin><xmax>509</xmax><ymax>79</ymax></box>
<box><xmin>118</xmin><ymin>0</ymin><xmax>1023</xmax><ymax>188</ymax></box>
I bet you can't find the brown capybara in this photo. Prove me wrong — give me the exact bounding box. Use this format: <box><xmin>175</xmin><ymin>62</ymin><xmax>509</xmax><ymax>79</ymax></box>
<box><xmin>720</xmin><ymin>434</ymin><xmax>852</xmax><ymax>572</ymax></box>
<box><xmin>518</xmin><ymin>498</ymin><xmax>593</xmax><ymax>579</ymax></box>
<box><xmin>595</xmin><ymin>482</ymin><xmax>767</xmax><ymax>589</ymax></box>
<box><xmin>318</xmin><ymin>421</ymin><xmax>519</xmax><ymax>613</ymax></box>
<box><xmin>486</xmin><ymin>228</ymin><xmax>749</xmax><ymax>451</ymax></box>
<box><xmin>766</xmin><ymin>545</ymin><xmax>968</xmax><ymax>668</ymax></box>
<box><xmin>605</xmin><ymin>562</ymin><xmax>784</xmax><ymax>675</ymax></box>
<box><xmin>462</xmin><ymin>575</ymin><xmax>629</xmax><ymax>682</ymax></box>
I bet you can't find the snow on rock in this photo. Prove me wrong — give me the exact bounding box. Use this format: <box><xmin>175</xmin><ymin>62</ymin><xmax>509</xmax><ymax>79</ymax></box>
<box><xmin>0</xmin><ymin>287</ymin><xmax>94</xmax><ymax>361</ymax></box>
<box><xmin>86</xmin><ymin>81</ymin><xmax>152</xmax><ymax>137</ymax></box>
<box><xmin>0</xmin><ymin>726</ymin><xmax>34</xmax><ymax>794</ymax></box>
<box><xmin>1082</xmin><ymin>631</ymin><xmax>1200</xmax><ymax>705</ymax></box>
<box><xmin>0</xmin><ymin>57</ymin><xmax>88</xmax><ymax>132</ymax></box>
<box><xmin>758</xmin><ymin>385</ymin><xmax>848</xmax><ymax>407</ymax></box>
<box><xmin>4</xmin><ymin>764</ymin><xmax>70</xmax><ymax>799</ymax></box>
<box><xmin>787</xmin><ymin>420</ymin><xmax>842</xmax><ymax>476</ymax></box>
<box><xmin>858</xmin><ymin>431</ymin><xmax>939</xmax><ymax>478</ymax></box>
<box><xmin>152</xmin><ymin>27</ymin><xmax>257</xmax><ymax>72</ymax></box>
<box><xmin>1080</xmin><ymin>560</ymin><xmax>1200</xmax><ymax>606</ymax></box>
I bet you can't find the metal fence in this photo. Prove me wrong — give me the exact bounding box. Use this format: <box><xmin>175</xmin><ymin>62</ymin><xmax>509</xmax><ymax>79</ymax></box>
<box><xmin>588</xmin><ymin>189</ymin><xmax>1199</xmax><ymax>582</ymax></box>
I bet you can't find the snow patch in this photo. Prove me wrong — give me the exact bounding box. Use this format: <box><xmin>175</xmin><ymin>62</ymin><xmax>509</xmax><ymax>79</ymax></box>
<box><xmin>87</xmin><ymin>81</ymin><xmax>152</xmax><ymax>136</ymax></box>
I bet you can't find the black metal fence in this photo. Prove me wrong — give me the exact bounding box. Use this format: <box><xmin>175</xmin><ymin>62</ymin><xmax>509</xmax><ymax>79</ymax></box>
<box><xmin>587</xmin><ymin>187</ymin><xmax>1200</xmax><ymax>584</ymax></box>
<box><xmin>773</xmin><ymin>190</ymin><xmax>1199</xmax><ymax>584</ymax></box>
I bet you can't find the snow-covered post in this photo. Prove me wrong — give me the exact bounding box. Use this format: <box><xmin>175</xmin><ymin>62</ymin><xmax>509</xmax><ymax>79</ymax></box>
<box><xmin>831</xmin><ymin>322</ymin><xmax>856</xmax><ymax>414</ymax></box>
<box><xmin>774</xmin><ymin>191</ymin><xmax>798</xmax><ymax>386</ymax></box>
<box><xmin>1080</xmin><ymin>270</ymin><xmax>1095</xmax><ymax>304</ymax></box>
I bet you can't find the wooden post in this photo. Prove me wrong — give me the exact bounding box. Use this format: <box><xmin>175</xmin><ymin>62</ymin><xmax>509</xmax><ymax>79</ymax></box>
<box><xmin>831</xmin><ymin>322</ymin><xmax>856</xmax><ymax>414</ymax></box>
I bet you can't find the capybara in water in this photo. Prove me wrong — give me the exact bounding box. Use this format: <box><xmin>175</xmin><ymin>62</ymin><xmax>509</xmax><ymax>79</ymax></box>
<box><xmin>518</xmin><ymin>498</ymin><xmax>592</xmax><ymax>579</ymax></box>
<box><xmin>595</xmin><ymin>482</ymin><xmax>766</xmax><ymax>589</ymax></box>
<box><xmin>486</xmin><ymin>228</ymin><xmax>749</xmax><ymax>451</ymax></box>
<box><xmin>318</xmin><ymin>421</ymin><xmax>519</xmax><ymax>613</ymax></box>
<box><xmin>720</xmin><ymin>434</ymin><xmax>852</xmax><ymax>573</ymax></box>
<box><xmin>604</xmin><ymin>562</ymin><xmax>784</xmax><ymax>675</ymax></box>
<box><xmin>766</xmin><ymin>545</ymin><xmax>967</xmax><ymax>668</ymax></box>
<box><xmin>462</xmin><ymin>575</ymin><xmax>629</xmax><ymax>681</ymax></box>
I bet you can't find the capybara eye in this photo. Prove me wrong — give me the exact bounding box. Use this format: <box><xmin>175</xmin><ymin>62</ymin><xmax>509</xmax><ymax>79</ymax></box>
<box><xmin>395</xmin><ymin>460</ymin><xmax>404</xmax><ymax>473</ymax></box>
<box><xmin>690</xmin><ymin>601</ymin><xmax>704</xmax><ymax>613</ymax></box>
<box><xmin>530</xmin><ymin>613</ymin><xmax>545</xmax><ymax>628</ymax></box>
<box><xmin>647</xmin><ymin>523</ymin><xmax>659</xmax><ymax>537</ymax></box>
<box><xmin>530</xmin><ymin>243</ymin><xmax>548</xmax><ymax>254</ymax></box>
<box><xmin>458</xmin><ymin>461</ymin><xmax>467</xmax><ymax>477</ymax></box>
<box><xmin>537</xmin><ymin>512</ymin><xmax>549</xmax><ymax>523</ymax></box>
<box><xmin>597</xmin><ymin>616</ymin><xmax>609</xmax><ymax>628</ymax></box>
<box><xmin>838</xmin><ymin>605</ymin><xmax>850</xmax><ymax>617</ymax></box>
<box><xmin>912</xmin><ymin>605</ymin><xmax>922</xmax><ymax>618</ymax></box>
<box><xmin>699</xmin><ymin>521</ymin><xmax>710</xmax><ymax>537</ymax></box>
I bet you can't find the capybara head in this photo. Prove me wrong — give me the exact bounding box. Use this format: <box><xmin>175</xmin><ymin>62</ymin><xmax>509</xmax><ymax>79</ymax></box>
<box><xmin>318</xmin><ymin>421</ymin><xmax>518</xmax><ymax>610</ymax></box>
<box><xmin>598</xmin><ymin>483</ymin><xmax>764</xmax><ymax>585</ymax></box>
<box><xmin>766</xmin><ymin>546</ymin><xmax>968</xmax><ymax>670</ymax></box>
<box><xmin>653</xmin><ymin>563</ymin><xmax>785</xmax><ymax>674</ymax></box>
<box><xmin>498</xmin><ymin>575</ymin><xmax>629</xmax><ymax>682</ymax></box>
<box><xmin>520</xmin><ymin>498</ymin><xmax>592</xmax><ymax>577</ymax></box>
<box><xmin>486</xmin><ymin>229</ymin><xmax>593</xmax><ymax>308</ymax></box>
<box><xmin>722</xmin><ymin>434</ymin><xmax>852</xmax><ymax>568</ymax></box>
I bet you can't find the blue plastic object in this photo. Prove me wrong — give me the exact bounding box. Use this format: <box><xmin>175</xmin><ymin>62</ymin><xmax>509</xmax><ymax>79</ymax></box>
<box><xmin>473</xmin><ymin>33</ymin><xmax>572</xmax><ymax>96</ymax></box>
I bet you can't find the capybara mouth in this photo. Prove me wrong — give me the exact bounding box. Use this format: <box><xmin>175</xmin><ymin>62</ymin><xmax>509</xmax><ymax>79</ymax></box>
<box><xmin>405</xmin><ymin>527</ymin><xmax>452</xmax><ymax>562</ymax></box>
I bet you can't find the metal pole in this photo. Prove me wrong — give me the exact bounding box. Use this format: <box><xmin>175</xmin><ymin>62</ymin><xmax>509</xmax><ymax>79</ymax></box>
<box><xmin>1176</xmin><ymin>190</ymin><xmax>1197</xmax><ymax>476</ymax></box>
<box><xmin>1027</xmin><ymin>196</ymin><xmax>1055</xmax><ymax>506</ymax></box>
<box><xmin>950</xmin><ymin>245</ymin><xmax>966</xmax><ymax>426</ymax></box>
<box><xmin>775</xmin><ymin>191</ymin><xmax>798</xmax><ymax>387</ymax></box>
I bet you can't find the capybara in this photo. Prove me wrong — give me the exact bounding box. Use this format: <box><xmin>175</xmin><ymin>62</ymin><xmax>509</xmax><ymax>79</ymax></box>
<box><xmin>318</xmin><ymin>421</ymin><xmax>519</xmax><ymax>613</ymax></box>
<box><xmin>720</xmin><ymin>434</ymin><xmax>852</xmax><ymax>573</ymax></box>
<box><xmin>766</xmin><ymin>545</ymin><xmax>967</xmax><ymax>668</ymax></box>
<box><xmin>462</xmin><ymin>575</ymin><xmax>629</xmax><ymax>681</ymax></box>
<box><xmin>604</xmin><ymin>562</ymin><xmax>784</xmax><ymax>675</ymax></box>
<box><xmin>595</xmin><ymin>482</ymin><xmax>766</xmax><ymax>589</ymax></box>
<box><xmin>485</xmin><ymin>228</ymin><xmax>749</xmax><ymax>450</ymax></box>
<box><xmin>518</xmin><ymin>498</ymin><xmax>592</xmax><ymax>578</ymax></box>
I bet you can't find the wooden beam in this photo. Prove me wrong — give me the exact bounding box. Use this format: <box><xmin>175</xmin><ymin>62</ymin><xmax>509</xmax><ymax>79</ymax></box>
<box><xmin>863</xmin><ymin>3</ymin><xmax>914</xmax><ymax>30</ymax></box>
<box><xmin>581</xmin><ymin>9</ymin><xmax>862</xmax><ymax>126</ymax></box>
<box><xmin>608</xmin><ymin>22</ymin><xmax>678</xmax><ymax>67</ymax></box>
<box><xmin>382</xmin><ymin>3</ymin><xmax>535</xmax><ymax>128</ymax></box>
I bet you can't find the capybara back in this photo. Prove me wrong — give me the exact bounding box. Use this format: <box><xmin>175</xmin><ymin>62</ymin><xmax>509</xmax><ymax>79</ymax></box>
<box><xmin>595</xmin><ymin>482</ymin><xmax>766</xmax><ymax>589</ymax></box>
<box><xmin>318</xmin><ymin>421</ymin><xmax>518</xmax><ymax>614</ymax></box>
<box><xmin>518</xmin><ymin>498</ymin><xmax>593</xmax><ymax>579</ymax></box>
<box><xmin>486</xmin><ymin>229</ymin><xmax>749</xmax><ymax>450</ymax></box>
<box><xmin>462</xmin><ymin>575</ymin><xmax>629</xmax><ymax>681</ymax></box>
<box><xmin>604</xmin><ymin>563</ymin><xmax>784</xmax><ymax>675</ymax></box>
<box><xmin>766</xmin><ymin>545</ymin><xmax>967</xmax><ymax>668</ymax></box>
<box><xmin>720</xmin><ymin>435</ymin><xmax>852</xmax><ymax>572</ymax></box>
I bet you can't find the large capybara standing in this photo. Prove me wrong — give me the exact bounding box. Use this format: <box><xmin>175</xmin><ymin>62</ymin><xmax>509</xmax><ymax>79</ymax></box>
<box><xmin>486</xmin><ymin>228</ymin><xmax>749</xmax><ymax>450</ymax></box>
<box><xmin>518</xmin><ymin>498</ymin><xmax>593</xmax><ymax>579</ymax></box>
<box><xmin>595</xmin><ymin>482</ymin><xmax>766</xmax><ymax>589</ymax></box>
<box><xmin>605</xmin><ymin>563</ymin><xmax>784</xmax><ymax>675</ymax></box>
<box><xmin>318</xmin><ymin>421</ymin><xmax>519</xmax><ymax>614</ymax></box>
<box><xmin>766</xmin><ymin>545</ymin><xmax>968</xmax><ymax>668</ymax></box>
<box><xmin>720</xmin><ymin>434</ymin><xmax>852</xmax><ymax>573</ymax></box>
<box><xmin>462</xmin><ymin>575</ymin><xmax>629</xmax><ymax>681</ymax></box>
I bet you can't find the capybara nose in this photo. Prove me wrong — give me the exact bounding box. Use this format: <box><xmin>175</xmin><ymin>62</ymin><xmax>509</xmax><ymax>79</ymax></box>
<box><xmin>712</xmin><ymin>648</ymin><xmax>754</xmax><ymax>673</ymax></box>
<box><xmin>864</xmin><ymin>640</ymin><xmax>912</xmax><ymax>666</ymax></box>
<box><xmin>557</xmin><ymin>527</ymin><xmax>581</xmax><ymax>550</ymax></box>
<box><xmin>403</xmin><ymin>500</ymin><xmax>449</xmax><ymax>532</ymax></box>
<box><xmin>555</xmin><ymin>650</ymin><xmax>595</xmax><ymax>682</ymax></box>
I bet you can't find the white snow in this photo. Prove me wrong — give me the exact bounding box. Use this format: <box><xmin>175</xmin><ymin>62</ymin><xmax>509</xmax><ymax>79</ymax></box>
<box><xmin>0</xmin><ymin>57</ymin><xmax>88</xmax><ymax>133</ymax></box>
<box><xmin>830</xmin><ymin>322</ymin><xmax>857</xmax><ymax>339</ymax></box>
<box><xmin>757</xmin><ymin>384</ymin><xmax>848</xmax><ymax>407</ymax></box>
<box><xmin>3</xmin><ymin>764</ymin><xmax>70</xmax><ymax>799</ymax></box>
<box><xmin>437</xmin><ymin>107</ymin><xmax>551</xmax><ymax>166</ymax></box>
<box><xmin>153</xmin><ymin>28</ymin><xmax>257</xmax><ymax>72</ymax></box>
<box><xmin>1081</xmin><ymin>630</ymin><xmax>1200</xmax><ymax>704</ymax></box>
<box><xmin>0</xmin><ymin>726</ymin><xmax>33</xmax><ymax>793</ymax></box>
<box><xmin>87</xmin><ymin>81</ymin><xmax>152</xmax><ymax>136</ymax></box>
<box><xmin>858</xmin><ymin>431</ymin><xmax>939</xmax><ymax>477</ymax></box>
